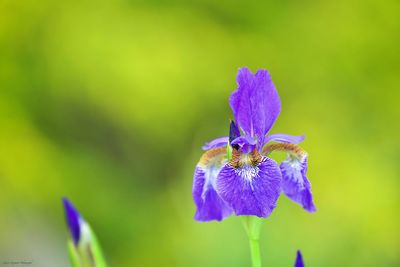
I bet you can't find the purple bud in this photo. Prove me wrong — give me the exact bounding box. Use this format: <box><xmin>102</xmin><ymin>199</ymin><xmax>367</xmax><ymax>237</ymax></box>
<box><xmin>62</xmin><ymin>198</ymin><xmax>82</xmax><ymax>245</ymax></box>
<box><xmin>295</xmin><ymin>250</ymin><xmax>304</xmax><ymax>267</ymax></box>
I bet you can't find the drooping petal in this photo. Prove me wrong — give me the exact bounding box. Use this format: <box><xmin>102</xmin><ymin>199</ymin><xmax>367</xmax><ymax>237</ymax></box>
<box><xmin>281</xmin><ymin>154</ymin><xmax>316</xmax><ymax>212</ymax></box>
<box><xmin>229</xmin><ymin>67</ymin><xmax>281</xmax><ymax>146</ymax></box>
<box><xmin>193</xmin><ymin>147</ymin><xmax>233</xmax><ymax>221</ymax></box>
<box><xmin>63</xmin><ymin>198</ymin><xmax>82</xmax><ymax>245</ymax></box>
<box><xmin>295</xmin><ymin>250</ymin><xmax>305</xmax><ymax>267</ymax></box>
<box><xmin>265</xmin><ymin>134</ymin><xmax>305</xmax><ymax>144</ymax></box>
<box><xmin>217</xmin><ymin>156</ymin><xmax>282</xmax><ymax>218</ymax></box>
<box><xmin>202</xmin><ymin>136</ymin><xmax>229</xmax><ymax>150</ymax></box>
<box><xmin>193</xmin><ymin>169</ymin><xmax>233</xmax><ymax>222</ymax></box>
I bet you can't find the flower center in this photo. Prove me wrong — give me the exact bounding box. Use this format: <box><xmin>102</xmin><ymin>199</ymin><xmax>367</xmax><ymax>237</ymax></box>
<box><xmin>229</xmin><ymin>148</ymin><xmax>262</xmax><ymax>168</ymax></box>
<box><xmin>229</xmin><ymin>148</ymin><xmax>262</xmax><ymax>181</ymax></box>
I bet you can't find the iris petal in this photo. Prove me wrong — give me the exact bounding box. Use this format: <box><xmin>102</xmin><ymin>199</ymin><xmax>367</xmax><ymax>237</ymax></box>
<box><xmin>281</xmin><ymin>154</ymin><xmax>316</xmax><ymax>212</ymax></box>
<box><xmin>192</xmin><ymin>148</ymin><xmax>233</xmax><ymax>221</ymax></box>
<box><xmin>217</xmin><ymin>157</ymin><xmax>281</xmax><ymax>218</ymax></box>
<box><xmin>202</xmin><ymin>136</ymin><xmax>229</xmax><ymax>150</ymax></box>
<box><xmin>265</xmin><ymin>134</ymin><xmax>305</xmax><ymax>144</ymax></box>
<box><xmin>229</xmin><ymin>68</ymin><xmax>281</xmax><ymax>147</ymax></box>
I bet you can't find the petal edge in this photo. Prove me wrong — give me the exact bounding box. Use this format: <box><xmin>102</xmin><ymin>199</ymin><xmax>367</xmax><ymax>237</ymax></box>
<box><xmin>281</xmin><ymin>155</ymin><xmax>316</xmax><ymax>212</ymax></box>
<box><xmin>217</xmin><ymin>157</ymin><xmax>282</xmax><ymax>218</ymax></box>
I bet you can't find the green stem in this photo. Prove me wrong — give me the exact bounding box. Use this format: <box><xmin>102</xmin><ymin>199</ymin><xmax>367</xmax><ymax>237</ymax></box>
<box><xmin>249</xmin><ymin>237</ymin><xmax>262</xmax><ymax>267</ymax></box>
<box><xmin>242</xmin><ymin>216</ymin><xmax>263</xmax><ymax>267</ymax></box>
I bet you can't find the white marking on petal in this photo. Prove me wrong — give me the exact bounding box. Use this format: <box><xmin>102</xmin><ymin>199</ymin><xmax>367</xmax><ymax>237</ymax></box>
<box><xmin>235</xmin><ymin>164</ymin><xmax>260</xmax><ymax>182</ymax></box>
<box><xmin>197</xmin><ymin>148</ymin><xmax>228</xmax><ymax>201</ymax></box>
<box><xmin>200</xmin><ymin>164</ymin><xmax>223</xmax><ymax>200</ymax></box>
<box><xmin>78</xmin><ymin>219</ymin><xmax>92</xmax><ymax>247</ymax></box>
<box><xmin>282</xmin><ymin>156</ymin><xmax>306</xmax><ymax>190</ymax></box>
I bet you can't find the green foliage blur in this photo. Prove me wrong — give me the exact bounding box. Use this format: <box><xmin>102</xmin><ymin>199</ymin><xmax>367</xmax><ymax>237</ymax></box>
<box><xmin>0</xmin><ymin>0</ymin><xmax>399</xmax><ymax>266</ymax></box>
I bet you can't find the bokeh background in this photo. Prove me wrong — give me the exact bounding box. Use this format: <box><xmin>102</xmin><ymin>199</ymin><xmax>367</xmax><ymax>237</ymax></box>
<box><xmin>0</xmin><ymin>0</ymin><xmax>399</xmax><ymax>266</ymax></box>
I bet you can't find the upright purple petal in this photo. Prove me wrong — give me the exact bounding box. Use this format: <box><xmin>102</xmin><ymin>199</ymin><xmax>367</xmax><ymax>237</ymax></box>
<box><xmin>265</xmin><ymin>134</ymin><xmax>305</xmax><ymax>144</ymax></box>
<box><xmin>253</xmin><ymin>69</ymin><xmax>281</xmax><ymax>145</ymax></box>
<box><xmin>202</xmin><ymin>136</ymin><xmax>229</xmax><ymax>150</ymax></box>
<box><xmin>281</xmin><ymin>154</ymin><xmax>316</xmax><ymax>212</ymax></box>
<box><xmin>217</xmin><ymin>156</ymin><xmax>281</xmax><ymax>217</ymax></box>
<box><xmin>229</xmin><ymin>68</ymin><xmax>254</xmax><ymax>137</ymax></box>
<box><xmin>295</xmin><ymin>250</ymin><xmax>305</xmax><ymax>267</ymax></box>
<box><xmin>229</xmin><ymin>68</ymin><xmax>281</xmax><ymax>146</ymax></box>
<box><xmin>62</xmin><ymin>198</ymin><xmax>82</xmax><ymax>245</ymax></box>
<box><xmin>193</xmin><ymin>148</ymin><xmax>233</xmax><ymax>221</ymax></box>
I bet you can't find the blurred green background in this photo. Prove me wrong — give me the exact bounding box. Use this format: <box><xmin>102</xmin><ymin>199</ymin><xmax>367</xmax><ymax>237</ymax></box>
<box><xmin>0</xmin><ymin>0</ymin><xmax>399</xmax><ymax>266</ymax></box>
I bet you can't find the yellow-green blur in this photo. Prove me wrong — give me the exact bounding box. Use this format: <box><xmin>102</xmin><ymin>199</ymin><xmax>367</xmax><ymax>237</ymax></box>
<box><xmin>0</xmin><ymin>0</ymin><xmax>399</xmax><ymax>266</ymax></box>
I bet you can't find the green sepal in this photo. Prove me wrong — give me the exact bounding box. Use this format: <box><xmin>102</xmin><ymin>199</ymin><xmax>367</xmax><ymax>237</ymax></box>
<box><xmin>88</xmin><ymin>225</ymin><xmax>108</xmax><ymax>267</ymax></box>
<box><xmin>67</xmin><ymin>240</ymin><xmax>81</xmax><ymax>267</ymax></box>
<box><xmin>226</xmin><ymin>142</ymin><xmax>232</xmax><ymax>160</ymax></box>
<box><xmin>67</xmin><ymin>225</ymin><xmax>108</xmax><ymax>267</ymax></box>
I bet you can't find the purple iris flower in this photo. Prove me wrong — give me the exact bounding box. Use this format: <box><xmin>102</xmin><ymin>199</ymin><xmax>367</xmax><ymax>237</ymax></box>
<box><xmin>294</xmin><ymin>250</ymin><xmax>305</xmax><ymax>267</ymax></box>
<box><xmin>63</xmin><ymin>197</ymin><xmax>85</xmax><ymax>245</ymax></box>
<box><xmin>193</xmin><ymin>67</ymin><xmax>316</xmax><ymax>221</ymax></box>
